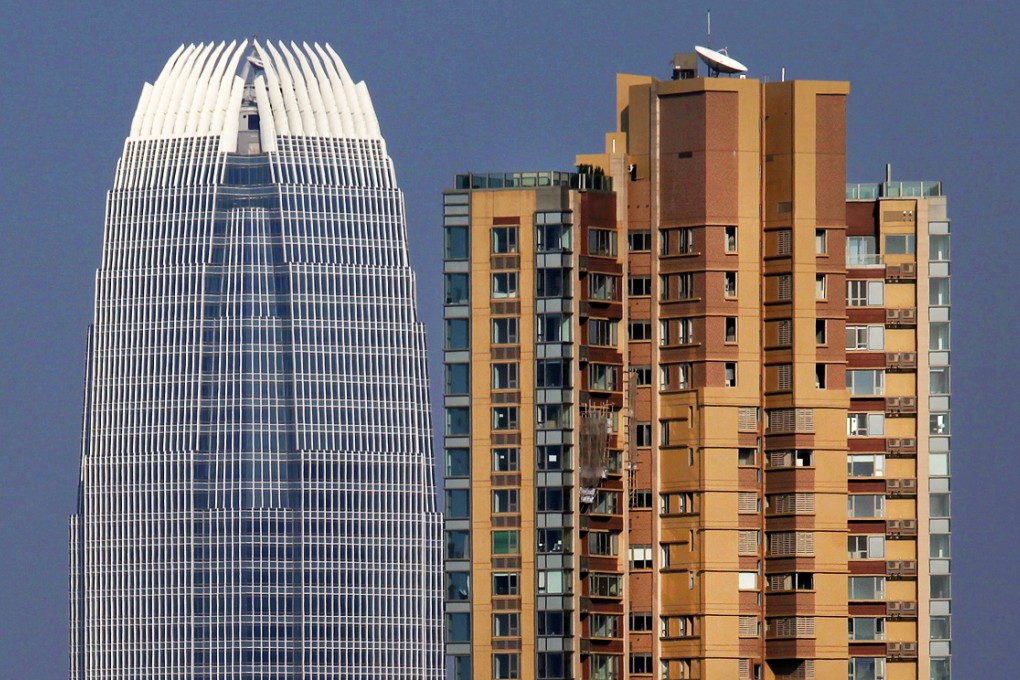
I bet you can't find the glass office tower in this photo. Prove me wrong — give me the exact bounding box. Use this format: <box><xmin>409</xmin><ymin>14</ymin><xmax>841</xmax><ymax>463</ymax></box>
<box><xmin>69</xmin><ymin>40</ymin><xmax>442</xmax><ymax>680</ymax></box>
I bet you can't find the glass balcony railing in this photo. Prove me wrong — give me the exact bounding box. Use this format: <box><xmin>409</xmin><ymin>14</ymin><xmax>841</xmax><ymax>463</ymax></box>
<box><xmin>455</xmin><ymin>171</ymin><xmax>612</xmax><ymax>192</ymax></box>
<box><xmin>847</xmin><ymin>253</ymin><xmax>883</xmax><ymax>266</ymax></box>
<box><xmin>846</xmin><ymin>181</ymin><xmax>942</xmax><ymax>200</ymax></box>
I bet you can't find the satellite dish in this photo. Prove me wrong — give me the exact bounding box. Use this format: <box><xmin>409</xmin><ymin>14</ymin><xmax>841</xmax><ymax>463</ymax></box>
<box><xmin>694</xmin><ymin>45</ymin><xmax>748</xmax><ymax>76</ymax></box>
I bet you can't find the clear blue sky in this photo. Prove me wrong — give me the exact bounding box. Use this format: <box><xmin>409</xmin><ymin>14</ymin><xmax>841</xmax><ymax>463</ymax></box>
<box><xmin>2</xmin><ymin>2</ymin><xmax>1017</xmax><ymax>677</ymax></box>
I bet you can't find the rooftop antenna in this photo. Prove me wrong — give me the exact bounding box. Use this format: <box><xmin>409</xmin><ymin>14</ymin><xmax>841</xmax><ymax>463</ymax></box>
<box><xmin>707</xmin><ymin>9</ymin><xmax>712</xmax><ymax>49</ymax></box>
<box><xmin>695</xmin><ymin>9</ymin><xmax>748</xmax><ymax>77</ymax></box>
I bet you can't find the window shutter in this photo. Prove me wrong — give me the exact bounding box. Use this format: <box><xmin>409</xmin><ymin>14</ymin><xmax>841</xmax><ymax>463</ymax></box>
<box><xmin>868</xmin><ymin>325</ymin><xmax>885</xmax><ymax>350</ymax></box>
<box><xmin>867</xmin><ymin>280</ymin><xmax>885</xmax><ymax>305</ymax></box>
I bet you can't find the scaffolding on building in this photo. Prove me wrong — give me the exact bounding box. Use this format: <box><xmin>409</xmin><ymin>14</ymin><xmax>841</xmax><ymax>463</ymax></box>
<box><xmin>578</xmin><ymin>403</ymin><xmax>611</xmax><ymax>505</ymax></box>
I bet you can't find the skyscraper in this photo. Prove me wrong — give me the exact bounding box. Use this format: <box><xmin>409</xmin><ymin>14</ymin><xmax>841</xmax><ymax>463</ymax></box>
<box><xmin>443</xmin><ymin>56</ymin><xmax>950</xmax><ymax>680</ymax></box>
<box><xmin>69</xmin><ymin>40</ymin><xmax>442</xmax><ymax>680</ymax></box>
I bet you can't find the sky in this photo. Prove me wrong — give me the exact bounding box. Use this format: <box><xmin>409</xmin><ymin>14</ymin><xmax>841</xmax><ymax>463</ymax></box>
<box><xmin>1</xmin><ymin>1</ymin><xmax>1018</xmax><ymax>677</ymax></box>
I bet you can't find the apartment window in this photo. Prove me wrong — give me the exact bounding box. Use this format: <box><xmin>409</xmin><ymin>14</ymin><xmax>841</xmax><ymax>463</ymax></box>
<box><xmin>445</xmin><ymin>530</ymin><xmax>469</xmax><ymax>559</ymax></box>
<box><xmin>491</xmin><ymin>272</ymin><xmax>518</xmax><ymax>299</ymax></box>
<box><xmin>725</xmin><ymin>226</ymin><xmax>738</xmax><ymax>252</ymax></box>
<box><xmin>931</xmin><ymin>574</ymin><xmax>952</xmax><ymax>599</ymax></box>
<box><xmin>776</xmin><ymin>228</ymin><xmax>792</xmax><ymax>255</ymax></box>
<box><xmin>930</xmin><ymin>367</ymin><xmax>950</xmax><ymax>394</ymax></box>
<box><xmin>848</xmin><ymin>657</ymin><xmax>885</xmax><ymax>680</ymax></box>
<box><xmin>447</xmin><ymin>613</ymin><xmax>470</xmax><ymax>642</ymax></box>
<box><xmin>445</xmin><ymin>489</ymin><xmax>470</xmax><ymax>518</ymax></box>
<box><xmin>738</xmin><ymin>530</ymin><xmax>761</xmax><ymax>555</ymax></box>
<box><xmin>767</xmin><ymin>532</ymin><xmax>815</xmax><ymax>557</ymax></box>
<box><xmin>725</xmin><ymin>317</ymin><xmax>737</xmax><ymax>343</ymax></box>
<box><xmin>884</xmin><ymin>234</ymin><xmax>915</xmax><ymax>255</ymax></box>
<box><xmin>846</xmin><ymin>325</ymin><xmax>885</xmax><ymax>350</ymax></box>
<box><xmin>588</xmin><ymin>228</ymin><xmax>618</xmax><ymax>257</ymax></box>
<box><xmin>491</xmin><ymin>226</ymin><xmax>518</xmax><ymax>254</ymax></box>
<box><xmin>815</xmin><ymin>319</ymin><xmax>827</xmax><ymax>345</ymax></box>
<box><xmin>627</xmin><ymin>275</ymin><xmax>652</xmax><ymax>297</ymax></box>
<box><xmin>589</xmin><ymin>614</ymin><xmax>621</xmax><ymax>639</ymax></box>
<box><xmin>445</xmin><ymin>448</ymin><xmax>469</xmax><ymax>477</ymax></box>
<box><xmin>537</xmin><ymin>404</ymin><xmax>570</xmax><ymax>430</ymax></box>
<box><xmin>848</xmin><ymin>576</ymin><xmax>886</xmax><ymax>600</ymax></box>
<box><xmin>629</xmin><ymin>489</ymin><xmax>653</xmax><ymax>508</ymax></box>
<box><xmin>847</xmin><ymin>280</ymin><xmax>884</xmax><ymax>306</ymax></box>
<box><xmin>537</xmin><ymin>359</ymin><xmax>570</xmax><ymax>388</ymax></box>
<box><xmin>445</xmin><ymin>273</ymin><xmax>470</xmax><ymax>304</ymax></box>
<box><xmin>628</xmin><ymin>230</ymin><xmax>652</xmax><ymax>252</ymax></box>
<box><xmin>636</xmin><ymin>422</ymin><xmax>652</xmax><ymax>447</ymax></box>
<box><xmin>492</xmin><ymin>653</ymin><xmax>520</xmax><ymax>679</ymax></box>
<box><xmin>537</xmin><ymin>613</ymin><xmax>570</xmax><ymax>637</ymax></box>
<box><xmin>592</xmin><ymin>490</ymin><xmax>620</xmax><ymax>515</ymax></box>
<box><xmin>848</xmin><ymin>617</ymin><xmax>886</xmax><ymax>641</ymax></box>
<box><xmin>492</xmin><ymin>363</ymin><xmax>519</xmax><ymax>390</ymax></box>
<box><xmin>446</xmin><ymin>363</ymin><xmax>469</xmax><ymax>394</ymax></box>
<box><xmin>493</xmin><ymin>447</ymin><xmax>519</xmax><ymax>472</ymax></box>
<box><xmin>848</xmin><ymin>454</ymin><xmax>885</xmax><ymax>478</ymax></box>
<box><xmin>847</xmin><ymin>534</ymin><xmax>885</xmax><ymax>560</ymax></box>
<box><xmin>768</xmin><ymin>573</ymin><xmax>814</xmax><ymax>592</ymax></box>
<box><xmin>629</xmin><ymin>654</ymin><xmax>654</xmax><ymax>675</ymax></box>
<box><xmin>931</xmin><ymin>412</ymin><xmax>950</xmax><ymax>435</ymax></box>
<box><xmin>536</xmin><ymin>268</ymin><xmax>569</xmax><ymax>298</ymax></box>
<box><xmin>589</xmin><ymin>573</ymin><xmax>623</xmax><ymax>597</ymax></box>
<box><xmin>538</xmin><ymin>313</ymin><xmax>571</xmax><ymax>342</ymax></box>
<box><xmin>628</xmin><ymin>545</ymin><xmax>653</xmax><ymax>570</ymax></box>
<box><xmin>815</xmin><ymin>229</ymin><xmax>826</xmax><ymax>254</ymax></box>
<box><xmin>492</xmin><ymin>613</ymin><xmax>520</xmax><ymax>638</ymax></box>
<box><xmin>537</xmin><ymin>529</ymin><xmax>566</xmax><ymax>553</ymax></box>
<box><xmin>931</xmin><ymin>535</ymin><xmax>951</xmax><ymax>558</ymax></box>
<box><xmin>491</xmin><ymin>407</ymin><xmax>519</xmax><ymax>431</ymax></box>
<box><xmin>538</xmin><ymin>569</ymin><xmax>570</xmax><ymax>594</ymax></box>
<box><xmin>589</xmin><ymin>318</ymin><xmax>618</xmax><ymax>346</ymax></box>
<box><xmin>492</xmin><ymin>489</ymin><xmax>519</xmax><ymax>514</ymax></box>
<box><xmin>445</xmin><ymin>319</ymin><xmax>469</xmax><ymax>349</ymax></box>
<box><xmin>847</xmin><ymin>412</ymin><xmax>885</xmax><ymax>437</ymax></box>
<box><xmin>590</xmin><ymin>273</ymin><xmax>618</xmax><ymax>300</ymax></box>
<box><xmin>660</xmin><ymin>273</ymin><xmax>694</xmax><ymax>300</ymax></box>
<box><xmin>738</xmin><ymin>572</ymin><xmax>758</xmax><ymax>590</ymax></box>
<box><xmin>537</xmin><ymin>487</ymin><xmax>568</xmax><ymax>512</ymax></box>
<box><xmin>537</xmin><ymin>445</ymin><xmax>565</xmax><ymax>470</ymax></box>
<box><xmin>848</xmin><ymin>494</ymin><xmax>885</xmax><ymax>518</ymax></box>
<box><xmin>930</xmin><ymin>278</ymin><xmax>951</xmax><ymax>305</ymax></box>
<box><xmin>491</xmin><ymin>317</ymin><xmax>519</xmax><ymax>344</ymax></box>
<box><xmin>847</xmin><ymin>369</ymin><xmax>885</xmax><ymax>396</ymax></box>
<box><xmin>536</xmin><ymin>216</ymin><xmax>571</xmax><ymax>252</ymax></box>
<box><xmin>725</xmin><ymin>362</ymin><xmax>737</xmax><ymax>387</ymax></box>
<box><xmin>930</xmin><ymin>234</ymin><xmax>950</xmax><ymax>261</ymax></box>
<box><xmin>725</xmin><ymin>272</ymin><xmax>738</xmax><ymax>297</ymax></box>
<box><xmin>816</xmin><ymin>362</ymin><xmax>828</xmax><ymax>388</ymax></box>
<box><xmin>633</xmin><ymin>366</ymin><xmax>652</xmax><ymax>386</ymax></box>
<box><xmin>445</xmin><ymin>407</ymin><xmax>469</xmax><ymax>436</ymax></box>
<box><xmin>589</xmin><ymin>531</ymin><xmax>619</xmax><ymax>556</ymax></box>
<box><xmin>661</xmin><ymin>226</ymin><xmax>695</xmax><ymax>255</ymax></box>
<box><xmin>776</xmin><ymin>364</ymin><xmax>793</xmax><ymax>391</ymax></box>
<box><xmin>777</xmin><ymin>274</ymin><xmax>792</xmax><ymax>301</ymax></box>
<box><xmin>628</xmin><ymin>320</ymin><xmax>652</xmax><ymax>341</ymax></box>
<box><xmin>847</xmin><ymin>236</ymin><xmax>877</xmax><ymax>265</ymax></box>
<box><xmin>815</xmin><ymin>274</ymin><xmax>826</xmax><ymax>299</ymax></box>
<box><xmin>445</xmin><ymin>226</ymin><xmax>469</xmax><ymax>259</ymax></box>
<box><xmin>492</xmin><ymin>572</ymin><xmax>519</xmax><ymax>595</ymax></box>
<box><xmin>930</xmin><ymin>322</ymin><xmax>950</xmax><ymax>350</ymax></box>
<box><xmin>738</xmin><ymin>448</ymin><xmax>757</xmax><ymax>466</ymax></box>
<box><xmin>491</xmin><ymin>530</ymin><xmax>520</xmax><ymax>555</ymax></box>
<box><xmin>446</xmin><ymin>571</ymin><xmax>469</xmax><ymax>601</ymax></box>
<box><xmin>629</xmin><ymin>612</ymin><xmax>653</xmax><ymax>632</ymax></box>
<box><xmin>930</xmin><ymin>493</ymin><xmax>951</xmax><ymax>517</ymax></box>
<box><xmin>591</xmin><ymin>655</ymin><xmax>619</xmax><ymax>680</ymax></box>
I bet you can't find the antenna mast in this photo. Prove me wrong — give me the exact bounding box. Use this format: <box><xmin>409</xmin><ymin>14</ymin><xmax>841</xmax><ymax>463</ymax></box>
<box><xmin>707</xmin><ymin>9</ymin><xmax>712</xmax><ymax>48</ymax></box>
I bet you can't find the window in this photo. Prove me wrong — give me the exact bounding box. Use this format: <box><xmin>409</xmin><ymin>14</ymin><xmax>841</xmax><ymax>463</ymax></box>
<box><xmin>930</xmin><ymin>534</ymin><xmax>951</xmax><ymax>558</ymax></box>
<box><xmin>491</xmin><ymin>530</ymin><xmax>520</xmax><ymax>555</ymax></box>
<box><xmin>537</xmin><ymin>445</ymin><xmax>566</xmax><ymax>470</ymax></box>
<box><xmin>776</xmin><ymin>364</ymin><xmax>793</xmax><ymax>390</ymax></box>
<box><xmin>628</xmin><ymin>230</ymin><xmax>652</xmax><ymax>252</ymax></box>
<box><xmin>767</xmin><ymin>532</ymin><xmax>815</xmax><ymax>557</ymax></box>
<box><xmin>633</xmin><ymin>366</ymin><xmax>652</xmax><ymax>386</ymax></box>
<box><xmin>492</xmin><ymin>613</ymin><xmax>519</xmax><ymax>638</ymax></box>
<box><xmin>930</xmin><ymin>493</ymin><xmax>950</xmax><ymax>517</ymax></box>
<box><xmin>884</xmin><ymin>234</ymin><xmax>915</xmax><ymax>255</ymax></box>
<box><xmin>930</xmin><ymin>234</ymin><xmax>950</xmax><ymax>261</ymax></box>
<box><xmin>538</xmin><ymin>313</ymin><xmax>571</xmax><ymax>342</ymax></box>
<box><xmin>847</xmin><ymin>534</ymin><xmax>885</xmax><ymax>560</ymax></box>
<box><xmin>588</xmin><ymin>228</ymin><xmax>618</xmax><ymax>257</ymax></box>
<box><xmin>847</xmin><ymin>454</ymin><xmax>885</xmax><ymax>478</ymax></box>
<box><xmin>816</xmin><ymin>363</ymin><xmax>827</xmax><ymax>389</ymax></box>
<box><xmin>446</xmin><ymin>613</ymin><xmax>470</xmax><ymax>642</ymax></box>
<box><xmin>636</xmin><ymin>422</ymin><xmax>652</xmax><ymax>447</ymax></box>
<box><xmin>848</xmin><ymin>494</ymin><xmax>885</xmax><ymax>518</ymax></box>
<box><xmin>445</xmin><ymin>407</ymin><xmax>469</xmax><ymax>436</ymax></box>
<box><xmin>930</xmin><ymin>278</ymin><xmax>951</xmax><ymax>305</ymax></box>
<box><xmin>629</xmin><ymin>489</ymin><xmax>653</xmax><ymax>508</ymax></box>
<box><xmin>491</xmin><ymin>317</ymin><xmax>519</xmax><ymax>344</ymax></box>
<box><xmin>777</xmin><ymin>274</ymin><xmax>792</xmax><ymax>300</ymax></box>
<box><xmin>930</xmin><ymin>412</ymin><xmax>950</xmax><ymax>435</ymax></box>
<box><xmin>589</xmin><ymin>318</ymin><xmax>618</xmax><ymax>346</ymax></box>
<box><xmin>446</xmin><ymin>571</ymin><xmax>469</xmax><ymax>600</ymax></box>
<box><xmin>492</xmin><ymin>489</ymin><xmax>519</xmax><ymax>514</ymax></box>
<box><xmin>930</xmin><ymin>322</ymin><xmax>950</xmax><ymax>350</ymax></box>
<box><xmin>738</xmin><ymin>530</ymin><xmax>761</xmax><ymax>554</ymax></box>
<box><xmin>816</xmin><ymin>319</ymin><xmax>826</xmax><ymax>344</ymax></box>
<box><xmin>725</xmin><ymin>317</ymin><xmax>737</xmax><ymax>342</ymax></box>
<box><xmin>537</xmin><ymin>613</ymin><xmax>570</xmax><ymax>637</ymax></box>
<box><xmin>848</xmin><ymin>657</ymin><xmax>885</xmax><ymax>680</ymax></box>
<box><xmin>848</xmin><ymin>576</ymin><xmax>885</xmax><ymax>600</ymax></box>
<box><xmin>491</xmin><ymin>226</ymin><xmax>518</xmax><ymax>253</ymax></box>
<box><xmin>628</xmin><ymin>545</ymin><xmax>652</xmax><ymax>569</ymax></box>
<box><xmin>930</xmin><ymin>615</ymin><xmax>951</xmax><ymax>639</ymax></box>
<box><xmin>724</xmin><ymin>272</ymin><xmax>737</xmax><ymax>297</ymax></box>
<box><xmin>847</xmin><ymin>369</ymin><xmax>884</xmax><ymax>396</ymax></box>
<box><xmin>630</xmin><ymin>613</ymin><xmax>653</xmax><ymax>631</ymax></box>
<box><xmin>847</xmin><ymin>413</ymin><xmax>885</xmax><ymax>436</ymax></box>
<box><xmin>629</xmin><ymin>654</ymin><xmax>654</xmax><ymax>675</ymax></box>
<box><xmin>930</xmin><ymin>368</ymin><xmax>950</xmax><ymax>394</ymax></box>
<box><xmin>492</xmin><ymin>572</ymin><xmax>519</xmax><ymax>595</ymax></box>
<box><xmin>537</xmin><ymin>529</ymin><xmax>566</xmax><ymax>553</ymax></box>
<box><xmin>446</xmin><ymin>363</ymin><xmax>469</xmax><ymax>394</ymax></box>
<box><xmin>537</xmin><ymin>359</ymin><xmax>570</xmax><ymax>388</ymax></box>
<box><xmin>492</xmin><ymin>363</ymin><xmax>519</xmax><ymax>390</ymax></box>
<box><xmin>678</xmin><ymin>227</ymin><xmax>694</xmax><ymax>254</ymax></box>
<box><xmin>492</xmin><ymin>653</ymin><xmax>520</xmax><ymax>680</ymax></box>
<box><xmin>492</xmin><ymin>447</ymin><xmax>519</xmax><ymax>472</ymax></box>
<box><xmin>725</xmin><ymin>362</ymin><xmax>737</xmax><ymax>387</ymax></box>
<box><xmin>589</xmin><ymin>531</ymin><xmax>619</xmax><ymax>556</ymax></box>
<box><xmin>591</xmin><ymin>614</ymin><xmax>622</xmax><ymax>638</ymax></box>
<box><xmin>445</xmin><ymin>226</ymin><xmax>469</xmax><ymax>259</ymax></box>
<box><xmin>589</xmin><ymin>573</ymin><xmax>623</xmax><ymax>597</ymax></box>
<box><xmin>724</xmin><ymin>225</ymin><xmax>737</xmax><ymax>252</ymax></box>
<box><xmin>537</xmin><ymin>651</ymin><xmax>570</xmax><ymax>679</ymax></box>
<box><xmin>445</xmin><ymin>530</ymin><xmax>469</xmax><ymax>559</ymax></box>
<box><xmin>445</xmin><ymin>319</ymin><xmax>469</xmax><ymax>349</ymax></box>
<box><xmin>738</xmin><ymin>448</ymin><xmax>757</xmax><ymax>466</ymax></box>
<box><xmin>537</xmin><ymin>487</ymin><xmax>568</xmax><ymax>512</ymax></box>
<box><xmin>846</xmin><ymin>325</ymin><xmax>884</xmax><ymax>350</ymax></box>
<box><xmin>738</xmin><ymin>572</ymin><xmax>758</xmax><ymax>590</ymax></box>
<box><xmin>537</xmin><ymin>569</ymin><xmax>570</xmax><ymax>594</ymax></box>
<box><xmin>536</xmin><ymin>268</ymin><xmax>569</xmax><ymax>298</ymax></box>
<box><xmin>592</xmin><ymin>490</ymin><xmax>620</xmax><ymax>515</ymax></box>
<box><xmin>590</xmin><ymin>274</ymin><xmax>618</xmax><ymax>300</ymax></box>
<box><xmin>491</xmin><ymin>407</ymin><xmax>519</xmax><ymax>431</ymax></box>
<box><xmin>445</xmin><ymin>489</ymin><xmax>470</xmax><ymax>518</ymax></box>
<box><xmin>768</xmin><ymin>572</ymin><xmax>814</xmax><ymax>592</ymax></box>
<box><xmin>628</xmin><ymin>320</ymin><xmax>652</xmax><ymax>341</ymax></box>
<box><xmin>628</xmin><ymin>275</ymin><xmax>652</xmax><ymax>297</ymax></box>
<box><xmin>848</xmin><ymin>617</ymin><xmax>886</xmax><ymax>641</ymax></box>
<box><xmin>445</xmin><ymin>273</ymin><xmax>469</xmax><ymax>304</ymax></box>
<box><xmin>776</xmin><ymin>229</ymin><xmax>792</xmax><ymax>255</ymax></box>
<box><xmin>815</xmin><ymin>274</ymin><xmax>826</xmax><ymax>299</ymax></box>
<box><xmin>446</xmin><ymin>448</ymin><xmax>469</xmax><ymax>477</ymax></box>
<box><xmin>536</xmin><ymin>217</ymin><xmax>571</xmax><ymax>252</ymax></box>
<box><xmin>491</xmin><ymin>272</ymin><xmax>518</xmax><ymax>299</ymax></box>
<box><xmin>847</xmin><ymin>280</ymin><xmax>884</xmax><ymax>306</ymax></box>
<box><xmin>538</xmin><ymin>404</ymin><xmax>570</xmax><ymax>429</ymax></box>
<box><xmin>815</xmin><ymin>229</ymin><xmax>826</xmax><ymax>254</ymax></box>
<box><xmin>847</xmin><ymin>236</ymin><xmax>877</xmax><ymax>265</ymax></box>
<box><xmin>931</xmin><ymin>574</ymin><xmax>951</xmax><ymax>599</ymax></box>
<box><xmin>776</xmin><ymin>318</ymin><xmax>792</xmax><ymax>345</ymax></box>
<box><xmin>591</xmin><ymin>654</ymin><xmax>619</xmax><ymax>680</ymax></box>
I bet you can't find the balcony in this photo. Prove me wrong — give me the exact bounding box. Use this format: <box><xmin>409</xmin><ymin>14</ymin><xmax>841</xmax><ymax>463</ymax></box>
<box><xmin>847</xmin><ymin>252</ymin><xmax>883</xmax><ymax>267</ymax></box>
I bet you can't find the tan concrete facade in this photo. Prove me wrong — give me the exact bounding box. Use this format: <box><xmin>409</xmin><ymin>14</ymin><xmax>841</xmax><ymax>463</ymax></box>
<box><xmin>444</xmin><ymin>67</ymin><xmax>950</xmax><ymax>680</ymax></box>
